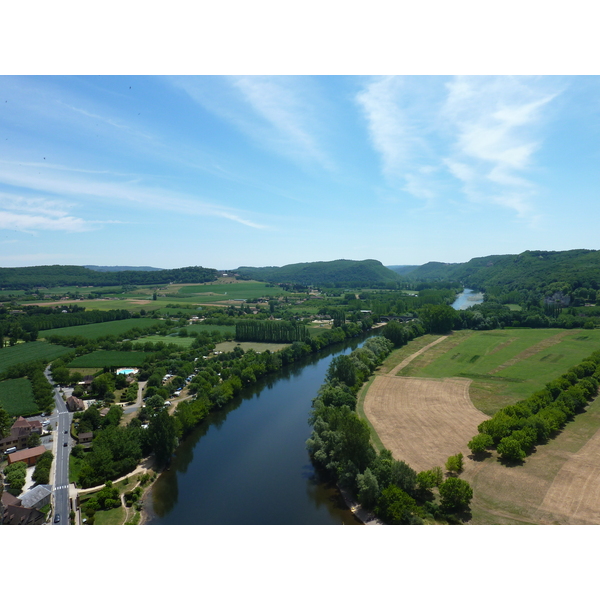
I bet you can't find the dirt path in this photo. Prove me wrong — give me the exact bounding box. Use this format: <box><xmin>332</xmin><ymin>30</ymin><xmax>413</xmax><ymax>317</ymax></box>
<box><xmin>386</xmin><ymin>336</ymin><xmax>448</xmax><ymax>377</ymax></box>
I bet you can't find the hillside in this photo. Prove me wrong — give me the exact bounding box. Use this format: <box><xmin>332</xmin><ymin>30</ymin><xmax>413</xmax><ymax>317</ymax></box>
<box><xmin>386</xmin><ymin>265</ymin><xmax>421</xmax><ymax>276</ymax></box>
<box><xmin>407</xmin><ymin>249</ymin><xmax>600</xmax><ymax>293</ymax></box>
<box><xmin>236</xmin><ymin>259</ymin><xmax>403</xmax><ymax>287</ymax></box>
<box><xmin>84</xmin><ymin>265</ymin><xmax>163</xmax><ymax>272</ymax></box>
<box><xmin>0</xmin><ymin>265</ymin><xmax>218</xmax><ymax>290</ymax></box>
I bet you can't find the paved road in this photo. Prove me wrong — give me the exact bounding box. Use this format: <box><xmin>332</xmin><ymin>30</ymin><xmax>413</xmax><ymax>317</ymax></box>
<box><xmin>43</xmin><ymin>366</ymin><xmax>72</xmax><ymax>525</ymax></box>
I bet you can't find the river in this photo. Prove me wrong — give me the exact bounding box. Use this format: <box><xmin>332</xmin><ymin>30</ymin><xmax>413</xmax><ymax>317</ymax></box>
<box><xmin>451</xmin><ymin>288</ymin><xmax>484</xmax><ymax>310</ymax></box>
<box><xmin>146</xmin><ymin>335</ymin><xmax>373</xmax><ymax>525</ymax></box>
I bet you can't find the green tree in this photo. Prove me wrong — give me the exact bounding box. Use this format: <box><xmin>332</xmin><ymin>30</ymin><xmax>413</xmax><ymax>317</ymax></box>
<box><xmin>497</xmin><ymin>435</ymin><xmax>526</xmax><ymax>462</ymax></box>
<box><xmin>467</xmin><ymin>433</ymin><xmax>493</xmax><ymax>456</ymax></box>
<box><xmin>375</xmin><ymin>485</ymin><xmax>421</xmax><ymax>525</ymax></box>
<box><xmin>439</xmin><ymin>477</ymin><xmax>473</xmax><ymax>513</ymax></box>
<box><xmin>0</xmin><ymin>407</ymin><xmax>11</xmax><ymax>439</ymax></box>
<box><xmin>27</xmin><ymin>432</ymin><xmax>41</xmax><ymax>448</ymax></box>
<box><xmin>356</xmin><ymin>468</ymin><xmax>379</xmax><ymax>510</ymax></box>
<box><xmin>146</xmin><ymin>410</ymin><xmax>176</xmax><ymax>467</ymax></box>
<box><xmin>445</xmin><ymin>452</ymin><xmax>463</xmax><ymax>473</ymax></box>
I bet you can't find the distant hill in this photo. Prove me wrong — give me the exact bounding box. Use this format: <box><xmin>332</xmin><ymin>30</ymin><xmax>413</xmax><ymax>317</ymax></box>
<box><xmin>236</xmin><ymin>259</ymin><xmax>403</xmax><ymax>287</ymax></box>
<box><xmin>84</xmin><ymin>265</ymin><xmax>163</xmax><ymax>272</ymax></box>
<box><xmin>407</xmin><ymin>249</ymin><xmax>600</xmax><ymax>293</ymax></box>
<box><xmin>0</xmin><ymin>265</ymin><xmax>218</xmax><ymax>290</ymax></box>
<box><xmin>386</xmin><ymin>265</ymin><xmax>421</xmax><ymax>276</ymax></box>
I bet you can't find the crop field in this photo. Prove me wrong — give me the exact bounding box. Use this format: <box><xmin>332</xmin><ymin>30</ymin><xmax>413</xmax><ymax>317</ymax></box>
<box><xmin>363</xmin><ymin>327</ymin><xmax>600</xmax><ymax>524</ymax></box>
<box><xmin>0</xmin><ymin>341</ymin><xmax>72</xmax><ymax>374</ymax></box>
<box><xmin>39</xmin><ymin>318</ymin><xmax>159</xmax><ymax>340</ymax></box>
<box><xmin>68</xmin><ymin>351</ymin><xmax>151</xmax><ymax>368</ymax></box>
<box><xmin>0</xmin><ymin>378</ymin><xmax>38</xmax><ymax>416</ymax></box>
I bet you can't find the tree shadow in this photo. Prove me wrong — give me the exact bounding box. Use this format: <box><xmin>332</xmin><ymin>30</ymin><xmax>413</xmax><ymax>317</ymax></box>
<box><xmin>468</xmin><ymin>450</ymin><xmax>492</xmax><ymax>462</ymax></box>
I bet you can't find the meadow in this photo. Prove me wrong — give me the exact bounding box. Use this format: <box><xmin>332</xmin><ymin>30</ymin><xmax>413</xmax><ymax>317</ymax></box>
<box><xmin>0</xmin><ymin>378</ymin><xmax>37</xmax><ymax>416</ymax></box>
<box><xmin>39</xmin><ymin>318</ymin><xmax>159</xmax><ymax>340</ymax></box>
<box><xmin>396</xmin><ymin>328</ymin><xmax>600</xmax><ymax>414</ymax></box>
<box><xmin>215</xmin><ymin>341</ymin><xmax>291</xmax><ymax>353</ymax></box>
<box><xmin>68</xmin><ymin>351</ymin><xmax>152</xmax><ymax>368</ymax></box>
<box><xmin>0</xmin><ymin>341</ymin><xmax>72</xmax><ymax>374</ymax></box>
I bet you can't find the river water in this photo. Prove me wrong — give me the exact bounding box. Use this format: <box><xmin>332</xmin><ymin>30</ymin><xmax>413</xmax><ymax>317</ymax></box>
<box><xmin>146</xmin><ymin>336</ymin><xmax>373</xmax><ymax>525</ymax></box>
<box><xmin>451</xmin><ymin>288</ymin><xmax>484</xmax><ymax>310</ymax></box>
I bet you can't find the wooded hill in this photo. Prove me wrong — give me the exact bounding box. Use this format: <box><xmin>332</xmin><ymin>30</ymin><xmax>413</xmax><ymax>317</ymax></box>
<box><xmin>405</xmin><ymin>249</ymin><xmax>600</xmax><ymax>294</ymax></box>
<box><xmin>236</xmin><ymin>259</ymin><xmax>402</xmax><ymax>287</ymax></box>
<box><xmin>0</xmin><ymin>265</ymin><xmax>218</xmax><ymax>290</ymax></box>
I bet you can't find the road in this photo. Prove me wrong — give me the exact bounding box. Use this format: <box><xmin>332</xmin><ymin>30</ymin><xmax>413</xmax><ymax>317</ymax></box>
<box><xmin>43</xmin><ymin>365</ymin><xmax>72</xmax><ymax>525</ymax></box>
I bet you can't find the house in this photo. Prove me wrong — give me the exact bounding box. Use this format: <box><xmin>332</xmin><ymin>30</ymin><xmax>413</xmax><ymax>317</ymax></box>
<box><xmin>0</xmin><ymin>417</ymin><xmax>43</xmax><ymax>453</ymax></box>
<box><xmin>99</xmin><ymin>407</ymin><xmax>110</xmax><ymax>417</ymax></box>
<box><xmin>78</xmin><ymin>431</ymin><xmax>93</xmax><ymax>445</ymax></box>
<box><xmin>7</xmin><ymin>445</ymin><xmax>47</xmax><ymax>467</ymax></box>
<box><xmin>2</xmin><ymin>503</ymin><xmax>46</xmax><ymax>525</ymax></box>
<box><xmin>19</xmin><ymin>484</ymin><xmax>52</xmax><ymax>510</ymax></box>
<box><xmin>66</xmin><ymin>396</ymin><xmax>85</xmax><ymax>412</ymax></box>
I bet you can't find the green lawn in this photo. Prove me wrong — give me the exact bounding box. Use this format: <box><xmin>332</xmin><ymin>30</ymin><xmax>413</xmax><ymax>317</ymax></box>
<box><xmin>404</xmin><ymin>328</ymin><xmax>600</xmax><ymax>414</ymax></box>
<box><xmin>39</xmin><ymin>318</ymin><xmax>159</xmax><ymax>340</ymax></box>
<box><xmin>142</xmin><ymin>335</ymin><xmax>196</xmax><ymax>347</ymax></box>
<box><xmin>0</xmin><ymin>341</ymin><xmax>72</xmax><ymax>374</ymax></box>
<box><xmin>0</xmin><ymin>378</ymin><xmax>38</xmax><ymax>416</ymax></box>
<box><xmin>68</xmin><ymin>351</ymin><xmax>152</xmax><ymax>368</ymax></box>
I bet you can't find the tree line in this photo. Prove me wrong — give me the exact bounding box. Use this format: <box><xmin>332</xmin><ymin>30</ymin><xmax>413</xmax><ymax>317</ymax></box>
<box><xmin>469</xmin><ymin>352</ymin><xmax>600</xmax><ymax>462</ymax></box>
<box><xmin>306</xmin><ymin>335</ymin><xmax>474</xmax><ymax>524</ymax></box>
<box><xmin>235</xmin><ymin>320</ymin><xmax>310</xmax><ymax>343</ymax></box>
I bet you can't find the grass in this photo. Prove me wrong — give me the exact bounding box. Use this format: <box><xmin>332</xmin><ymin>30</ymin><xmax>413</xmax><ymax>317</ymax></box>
<box><xmin>403</xmin><ymin>328</ymin><xmax>600</xmax><ymax>415</ymax></box>
<box><xmin>142</xmin><ymin>335</ymin><xmax>196</xmax><ymax>347</ymax></box>
<box><xmin>68</xmin><ymin>351</ymin><xmax>151</xmax><ymax>368</ymax></box>
<box><xmin>0</xmin><ymin>341</ymin><xmax>72</xmax><ymax>374</ymax></box>
<box><xmin>69</xmin><ymin>454</ymin><xmax>85</xmax><ymax>485</ymax></box>
<box><xmin>0</xmin><ymin>378</ymin><xmax>38</xmax><ymax>416</ymax></box>
<box><xmin>188</xmin><ymin>323</ymin><xmax>236</xmax><ymax>335</ymax></box>
<box><xmin>215</xmin><ymin>341</ymin><xmax>291</xmax><ymax>353</ymax></box>
<box><xmin>173</xmin><ymin>281</ymin><xmax>288</xmax><ymax>298</ymax></box>
<box><xmin>39</xmin><ymin>318</ymin><xmax>158</xmax><ymax>340</ymax></box>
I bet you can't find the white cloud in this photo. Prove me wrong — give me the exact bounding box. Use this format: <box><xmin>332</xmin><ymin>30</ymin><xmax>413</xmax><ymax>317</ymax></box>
<box><xmin>0</xmin><ymin>161</ymin><xmax>268</xmax><ymax>230</ymax></box>
<box><xmin>442</xmin><ymin>76</ymin><xmax>560</xmax><ymax>219</ymax></box>
<box><xmin>0</xmin><ymin>211</ymin><xmax>90</xmax><ymax>232</ymax></box>
<box><xmin>172</xmin><ymin>76</ymin><xmax>333</xmax><ymax>170</ymax></box>
<box><xmin>356</xmin><ymin>76</ymin><xmax>439</xmax><ymax>200</ymax></box>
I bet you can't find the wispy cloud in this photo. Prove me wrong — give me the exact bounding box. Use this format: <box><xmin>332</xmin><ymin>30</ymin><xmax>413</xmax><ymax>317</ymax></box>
<box><xmin>0</xmin><ymin>161</ymin><xmax>268</xmax><ymax>230</ymax></box>
<box><xmin>171</xmin><ymin>76</ymin><xmax>333</xmax><ymax>170</ymax></box>
<box><xmin>442</xmin><ymin>76</ymin><xmax>560</xmax><ymax>219</ymax></box>
<box><xmin>356</xmin><ymin>76</ymin><xmax>439</xmax><ymax>200</ymax></box>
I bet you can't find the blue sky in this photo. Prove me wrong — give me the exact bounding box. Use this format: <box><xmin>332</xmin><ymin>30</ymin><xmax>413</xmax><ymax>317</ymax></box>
<box><xmin>1</xmin><ymin>75</ymin><xmax>599</xmax><ymax>270</ymax></box>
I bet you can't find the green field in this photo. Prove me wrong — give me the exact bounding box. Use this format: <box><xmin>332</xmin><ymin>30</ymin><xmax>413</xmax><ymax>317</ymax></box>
<box><xmin>68</xmin><ymin>351</ymin><xmax>152</xmax><ymax>368</ymax></box>
<box><xmin>142</xmin><ymin>335</ymin><xmax>196</xmax><ymax>347</ymax></box>
<box><xmin>188</xmin><ymin>323</ymin><xmax>236</xmax><ymax>335</ymax></box>
<box><xmin>39</xmin><ymin>318</ymin><xmax>159</xmax><ymax>340</ymax></box>
<box><xmin>174</xmin><ymin>281</ymin><xmax>286</xmax><ymax>298</ymax></box>
<box><xmin>215</xmin><ymin>341</ymin><xmax>291</xmax><ymax>353</ymax></box>
<box><xmin>0</xmin><ymin>341</ymin><xmax>72</xmax><ymax>374</ymax></box>
<box><xmin>401</xmin><ymin>328</ymin><xmax>600</xmax><ymax>414</ymax></box>
<box><xmin>0</xmin><ymin>378</ymin><xmax>38</xmax><ymax>416</ymax></box>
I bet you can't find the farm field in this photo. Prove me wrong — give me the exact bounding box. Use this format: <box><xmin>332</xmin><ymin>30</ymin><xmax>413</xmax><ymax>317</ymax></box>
<box><xmin>187</xmin><ymin>324</ymin><xmax>236</xmax><ymax>335</ymax></box>
<box><xmin>363</xmin><ymin>327</ymin><xmax>600</xmax><ymax>524</ymax></box>
<box><xmin>0</xmin><ymin>378</ymin><xmax>37</xmax><ymax>416</ymax></box>
<box><xmin>0</xmin><ymin>341</ymin><xmax>72</xmax><ymax>374</ymax></box>
<box><xmin>172</xmin><ymin>281</ymin><xmax>287</xmax><ymax>298</ymax></box>
<box><xmin>39</xmin><ymin>318</ymin><xmax>159</xmax><ymax>340</ymax></box>
<box><xmin>396</xmin><ymin>328</ymin><xmax>600</xmax><ymax>415</ymax></box>
<box><xmin>68</xmin><ymin>351</ymin><xmax>151</xmax><ymax>368</ymax></box>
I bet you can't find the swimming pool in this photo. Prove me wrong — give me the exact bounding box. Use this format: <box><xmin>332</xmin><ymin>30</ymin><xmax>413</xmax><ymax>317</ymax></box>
<box><xmin>116</xmin><ymin>368</ymin><xmax>138</xmax><ymax>375</ymax></box>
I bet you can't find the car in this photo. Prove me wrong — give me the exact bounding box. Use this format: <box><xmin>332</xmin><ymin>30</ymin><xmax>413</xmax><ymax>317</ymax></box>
<box><xmin>63</xmin><ymin>442</ymin><xmax>68</xmax><ymax>447</ymax></box>
<box><xmin>54</xmin><ymin>514</ymin><xmax>61</xmax><ymax>523</ymax></box>
<box><xmin>64</xmin><ymin>430</ymin><xmax>68</xmax><ymax>434</ymax></box>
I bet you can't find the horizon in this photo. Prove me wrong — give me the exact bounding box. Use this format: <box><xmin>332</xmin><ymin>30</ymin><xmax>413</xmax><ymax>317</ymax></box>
<box><xmin>2</xmin><ymin>75</ymin><xmax>599</xmax><ymax>270</ymax></box>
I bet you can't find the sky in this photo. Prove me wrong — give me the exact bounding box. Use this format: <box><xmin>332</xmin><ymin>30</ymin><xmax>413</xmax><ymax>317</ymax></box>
<box><xmin>1</xmin><ymin>74</ymin><xmax>599</xmax><ymax>271</ymax></box>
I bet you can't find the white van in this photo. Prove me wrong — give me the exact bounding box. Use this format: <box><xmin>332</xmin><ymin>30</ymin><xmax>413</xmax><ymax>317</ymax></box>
<box><xmin>4</xmin><ymin>447</ymin><xmax>17</xmax><ymax>454</ymax></box>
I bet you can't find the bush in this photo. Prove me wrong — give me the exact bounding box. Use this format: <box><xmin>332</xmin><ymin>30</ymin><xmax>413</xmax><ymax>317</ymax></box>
<box><xmin>439</xmin><ymin>477</ymin><xmax>473</xmax><ymax>513</ymax></box>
